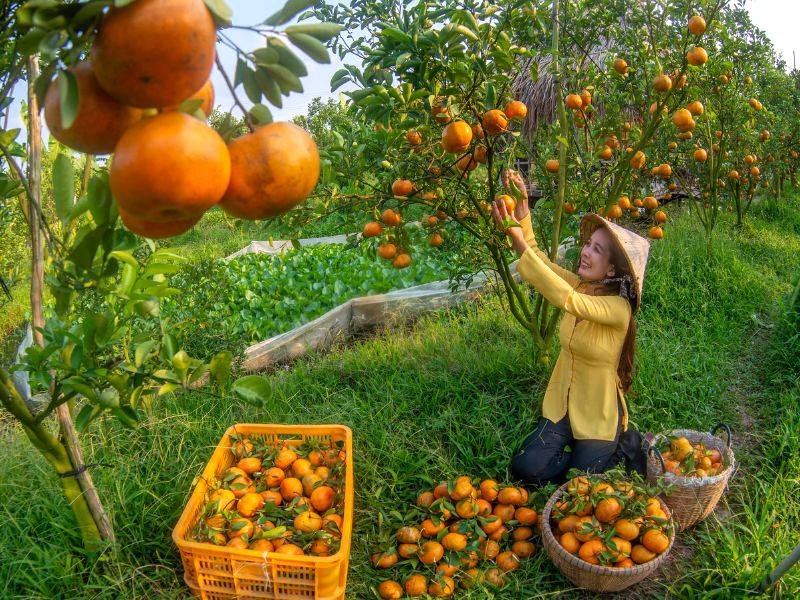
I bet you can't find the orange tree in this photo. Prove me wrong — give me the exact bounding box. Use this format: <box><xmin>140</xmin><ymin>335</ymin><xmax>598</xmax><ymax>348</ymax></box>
<box><xmin>1</xmin><ymin>0</ymin><xmax>339</xmax><ymax>551</ymax></box>
<box><xmin>316</xmin><ymin>0</ymin><xmax>719</xmax><ymax>361</ymax></box>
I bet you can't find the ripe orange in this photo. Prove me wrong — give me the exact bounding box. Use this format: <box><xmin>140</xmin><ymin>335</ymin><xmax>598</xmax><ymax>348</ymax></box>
<box><xmin>618</xmin><ymin>196</ymin><xmax>631</xmax><ymax>210</ymax></box>
<box><xmin>482</xmin><ymin>568</ymin><xmax>507</xmax><ymax>588</ymax></box>
<box><xmin>642</xmin><ymin>528</ymin><xmax>670</xmax><ymax>554</ymax></box>
<box><xmin>392</xmin><ymin>253</ymin><xmax>412</xmax><ymax>269</ymax></box>
<box><xmin>249</xmin><ymin>539</ymin><xmax>274</xmax><ymax>551</ymax></box>
<box><xmin>578</xmin><ymin>539</ymin><xmax>606</xmax><ymax>565</ymax></box>
<box><xmin>431</xmin><ymin>97</ymin><xmax>451</xmax><ymax>123</ymax></box>
<box><xmin>580</xmin><ymin>89</ymin><xmax>592</xmax><ymax>107</ymax></box>
<box><xmin>406</xmin><ymin>130</ymin><xmax>422</xmax><ymax>146</ymax></box>
<box><xmin>377</xmin><ymin>243</ymin><xmax>397</xmax><ymax>259</ymax></box>
<box><xmin>473</xmin><ymin>144</ymin><xmax>488</xmax><ymax>163</ymax></box>
<box><xmin>687</xmin><ymin>47</ymin><xmax>708</xmax><ymax>66</ymax></box>
<box><xmin>377</xmin><ymin>580</ymin><xmax>403</xmax><ymax>599</ymax></box>
<box><xmin>658</xmin><ymin>163</ymin><xmax>672</xmax><ymax>179</ymax></box>
<box><xmin>44</xmin><ymin>61</ymin><xmax>143</xmax><ymax>155</ymax></box>
<box><xmin>504</xmin><ymin>100</ymin><xmax>528</xmax><ymax>119</ymax></box>
<box><xmin>418</xmin><ymin>540</ymin><xmax>444</xmax><ymax>564</ymax></box>
<box><xmin>654</xmin><ymin>210</ymin><xmax>668</xmax><ymax>224</ymax></box>
<box><xmin>560</xmin><ymin>531</ymin><xmax>580</xmax><ymax>553</ymax></box>
<box><xmin>427</xmin><ymin>575</ymin><xmax>455</xmax><ymax>597</ymax></box>
<box><xmin>91</xmin><ymin>0</ymin><xmax>216</xmax><ymax>108</ymax></box>
<box><xmin>694</xmin><ymin>148</ymin><xmax>708</xmax><ymax>162</ymax></box>
<box><xmin>372</xmin><ymin>550</ymin><xmax>398</xmax><ymax>568</ymax></box>
<box><xmin>404</xmin><ymin>574</ymin><xmax>428</xmax><ymax>597</ymax></box>
<box><xmin>613</xmin><ymin>58</ymin><xmax>628</xmax><ymax>74</ymax></box>
<box><xmin>545</xmin><ymin>159</ymin><xmax>560</xmax><ymax>173</ymax></box>
<box><xmin>512</xmin><ymin>540</ymin><xmax>536</xmax><ymax>558</ymax></box>
<box><xmin>226</xmin><ymin>537</ymin><xmax>248</xmax><ymax>549</ymax></box>
<box><xmin>310</xmin><ymin>485</ymin><xmax>335</xmax><ymax>513</ymax></box>
<box><xmin>512</xmin><ymin>526</ymin><xmax>534</xmax><ymax>541</ymax></box>
<box><xmin>228</xmin><ymin>517</ymin><xmax>254</xmax><ymax>539</ymax></box>
<box><xmin>441</xmin><ymin>532</ymin><xmax>468</xmax><ymax>551</ymax></box>
<box><xmin>643</xmin><ymin>196</ymin><xmax>659</xmax><ymax>210</ymax></box>
<box><xmin>565</xmin><ymin>93</ymin><xmax>583</xmax><ymax>110</ymax></box>
<box><xmin>421</xmin><ymin>518</ymin><xmax>446</xmax><ymax>538</ymax></box>
<box><xmin>209</xmin><ymin>488</ymin><xmax>236</xmax><ymax>512</ymax></box>
<box><xmin>496</xmin><ymin>550</ymin><xmax>521</xmax><ymax>572</ymax></box>
<box><xmin>323</xmin><ymin>514</ymin><xmax>343</xmax><ymax>537</ymax></box>
<box><xmin>390</xmin><ymin>179</ymin><xmax>414</xmax><ymax>197</ymax></box>
<box><xmin>598</xmin><ymin>146</ymin><xmax>613</xmax><ymax>160</ymax></box>
<box><xmin>291</xmin><ymin>458</ymin><xmax>313</xmax><ymax>478</ymax></box>
<box><xmin>653</xmin><ymin>74</ymin><xmax>672</xmax><ymax>93</ymax></box>
<box><xmin>673</xmin><ymin>108</ymin><xmax>693</xmax><ymax>130</ymax></box>
<box><xmin>497</xmin><ymin>487</ymin><xmax>524</xmax><ymax>506</ymax></box>
<box><xmin>595</xmin><ymin>498</ymin><xmax>622</xmax><ymax>523</ymax></box>
<box><xmin>482</xmin><ymin>109</ymin><xmax>508</xmax><ymax>135</ymax></box>
<box><xmin>118</xmin><ymin>209</ymin><xmax>200</xmax><ymax>239</ymax></box>
<box><xmin>631</xmin><ymin>544</ymin><xmax>657</xmax><ymax>564</ymax></box>
<box><xmin>514</xmin><ymin>506</ymin><xmax>537</xmax><ymax>526</ymax></box>
<box><xmin>608</xmin><ymin>536</ymin><xmax>632</xmax><ymax>562</ymax></box>
<box><xmin>381</xmin><ymin>209</ymin><xmax>402</xmax><ymax>227</ymax></box>
<box><xmin>649</xmin><ymin>226</ymin><xmax>664</xmax><ymax>239</ymax></box>
<box><xmin>220</xmin><ymin>122</ymin><xmax>320</xmax><ymax>219</ymax></box>
<box><xmin>456</xmin><ymin>153</ymin><xmax>478</xmax><ymax>171</ymax></box>
<box><xmin>279</xmin><ymin>477</ymin><xmax>303</xmax><ymax>502</ymax></box>
<box><xmin>428</xmin><ymin>233</ymin><xmax>444</xmax><ymax>247</ymax></box>
<box><xmin>495</xmin><ymin>194</ymin><xmax>517</xmax><ymax>213</ymax></box>
<box><xmin>236</xmin><ymin>492</ymin><xmax>265</xmax><ymax>518</ymax></box>
<box><xmin>275</xmin><ymin>543</ymin><xmax>304</xmax><ymax>555</ymax></box>
<box><xmin>274</xmin><ymin>447</ymin><xmax>297</xmax><ymax>469</ymax></box>
<box><xmin>111</xmin><ymin>112</ymin><xmax>229</xmax><ymax>222</ymax></box>
<box><xmin>688</xmin><ymin>15</ymin><xmax>706</xmax><ymax>35</ymax></box>
<box><xmin>630</xmin><ymin>151</ymin><xmax>647</xmax><ymax>170</ymax></box>
<box><xmin>363</xmin><ymin>221</ymin><xmax>383</xmax><ymax>237</ymax></box>
<box><xmin>450</xmin><ymin>476</ymin><xmax>476</xmax><ymax>501</ymax></box>
<box><xmin>687</xmin><ymin>100</ymin><xmax>704</xmax><ymax>116</ymax></box>
<box><xmin>395</xmin><ymin>525</ymin><xmax>421</xmax><ymax>544</ymax></box>
<box><xmin>441</xmin><ymin>120</ymin><xmax>473</xmax><ymax>153</ymax></box>
<box><xmin>606</xmin><ymin>205</ymin><xmax>623</xmax><ymax>220</ymax></box>
<box><xmin>237</xmin><ymin>456</ymin><xmax>262</xmax><ymax>475</ymax></box>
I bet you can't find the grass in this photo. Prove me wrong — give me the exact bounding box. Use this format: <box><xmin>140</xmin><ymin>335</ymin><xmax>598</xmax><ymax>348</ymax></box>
<box><xmin>1</xmin><ymin>194</ymin><xmax>800</xmax><ymax>598</ymax></box>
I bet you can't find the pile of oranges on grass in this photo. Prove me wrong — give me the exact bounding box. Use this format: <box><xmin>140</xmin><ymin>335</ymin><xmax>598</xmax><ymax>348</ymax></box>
<box><xmin>372</xmin><ymin>476</ymin><xmax>543</xmax><ymax>598</ymax></box>
<box><xmin>44</xmin><ymin>0</ymin><xmax>319</xmax><ymax>239</ymax></box>
<box><xmin>656</xmin><ymin>436</ymin><xmax>725</xmax><ymax>478</ymax></box>
<box><xmin>549</xmin><ymin>471</ymin><xmax>673</xmax><ymax>568</ymax></box>
<box><xmin>188</xmin><ymin>433</ymin><xmax>346</xmax><ymax>556</ymax></box>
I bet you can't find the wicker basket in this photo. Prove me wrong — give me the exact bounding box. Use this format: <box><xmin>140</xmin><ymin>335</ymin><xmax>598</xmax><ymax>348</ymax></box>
<box><xmin>541</xmin><ymin>483</ymin><xmax>676</xmax><ymax>593</ymax></box>
<box><xmin>646</xmin><ymin>424</ymin><xmax>735</xmax><ymax>532</ymax></box>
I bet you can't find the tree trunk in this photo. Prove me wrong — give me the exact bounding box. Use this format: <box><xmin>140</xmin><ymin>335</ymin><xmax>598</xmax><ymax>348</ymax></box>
<box><xmin>26</xmin><ymin>56</ymin><xmax>116</xmax><ymax>548</ymax></box>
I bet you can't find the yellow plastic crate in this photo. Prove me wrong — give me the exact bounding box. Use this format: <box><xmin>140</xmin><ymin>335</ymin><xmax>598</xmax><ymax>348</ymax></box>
<box><xmin>172</xmin><ymin>423</ymin><xmax>354</xmax><ymax>600</ymax></box>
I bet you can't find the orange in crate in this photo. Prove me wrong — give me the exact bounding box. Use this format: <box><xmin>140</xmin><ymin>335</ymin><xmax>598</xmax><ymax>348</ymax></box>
<box><xmin>173</xmin><ymin>424</ymin><xmax>354</xmax><ymax>599</ymax></box>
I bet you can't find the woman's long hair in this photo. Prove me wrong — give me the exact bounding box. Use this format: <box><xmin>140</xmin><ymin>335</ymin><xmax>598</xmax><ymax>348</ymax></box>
<box><xmin>586</xmin><ymin>238</ymin><xmax>637</xmax><ymax>393</ymax></box>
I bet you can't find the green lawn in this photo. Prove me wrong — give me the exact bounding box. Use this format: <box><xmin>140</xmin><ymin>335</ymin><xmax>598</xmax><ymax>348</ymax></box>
<box><xmin>1</xmin><ymin>196</ymin><xmax>799</xmax><ymax>598</ymax></box>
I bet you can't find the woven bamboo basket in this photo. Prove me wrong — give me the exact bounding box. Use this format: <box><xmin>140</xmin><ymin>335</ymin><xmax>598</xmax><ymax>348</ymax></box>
<box><xmin>646</xmin><ymin>424</ymin><xmax>735</xmax><ymax>532</ymax></box>
<box><xmin>541</xmin><ymin>483</ymin><xmax>676</xmax><ymax>593</ymax></box>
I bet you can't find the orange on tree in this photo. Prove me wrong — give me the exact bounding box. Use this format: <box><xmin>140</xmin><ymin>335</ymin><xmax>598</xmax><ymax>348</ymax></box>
<box><xmin>381</xmin><ymin>208</ymin><xmax>402</xmax><ymax>226</ymax></box>
<box><xmin>649</xmin><ymin>226</ymin><xmax>664</xmax><ymax>239</ymax></box>
<box><xmin>504</xmin><ymin>100</ymin><xmax>528</xmax><ymax>119</ymax></box>
<box><xmin>687</xmin><ymin>46</ymin><xmax>709</xmax><ymax>66</ymax></box>
<box><xmin>406</xmin><ymin>129</ymin><xmax>422</xmax><ymax>145</ymax></box>
<box><xmin>91</xmin><ymin>0</ymin><xmax>217</xmax><ymax>108</ymax></box>
<box><xmin>429</xmin><ymin>233</ymin><xmax>444</xmax><ymax>247</ymax></box>
<box><xmin>653</xmin><ymin>73</ymin><xmax>672</xmax><ymax>93</ymax></box>
<box><xmin>613</xmin><ymin>57</ymin><xmax>628</xmax><ymax>74</ymax></box>
<box><xmin>565</xmin><ymin>93</ymin><xmax>583</xmax><ymax>109</ymax></box>
<box><xmin>688</xmin><ymin>15</ymin><xmax>706</xmax><ymax>35</ymax></box>
<box><xmin>694</xmin><ymin>148</ymin><xmax>708</xmax><ymax>162</ymax></box>
<box><xmin>687</xmin><ymin>100</ymin><xmax>704</xmax><ymax>116</ymax></box>
<box><xmin>44</xmin><ymin>61</ymin><xmax>143</xmax><ymax>155</ymax></box>
<box><xmin>545</xmin><ymin>159</ymin><xmax>560</xmax><ymax>173</ymax></box>
<box><xmin>630</xmin><ymin>151</ymin><xmax>647</xmax><ymax>169</ymax></box>
<box><xmin>580</xmin><ymin>89</ymin><xmax>592</xmax><ymax>107</ymax></box>
<box><xmin>441</xmin><ymin>120</ymin><xmax>473</xmax><ymax>154</ymax></box>
<box><xmin>363</xmin><ymin>221</ymin><xmax>383</xmax><ymax>237</ymax></box>
<box><xmin>598</xmin><ymin>146</ymin><xmax>613</xmax><ymax>160</ymax></box>
<box><xmin>495</xmin><ymin>194</ymin><xmax>516</xmax><ymax>213</ymax></box>
<box><xmin>672</xmin><ymin>108</ymin><xmax>694</xmax><ymax>130</ymax></box>
<box><xmin>219</xmin><ymin>122</ymin><xmax>320</xmax><ymax>219</ymax></box>
<box><xmin>456</xmin><ymin>153</ymin><xmax>478</xmax><ymax>171</ymax></box>
<box><xmin>393</xmin><ymin>253</ymin><xmax>412</xmax><ymax>269</ymax></box>
<box><xmin>482</xmin><ymin>109</ymin><xmax>508</xmax><ymax>135</ymax></box>
<box><xmin>377</xmin><ymin>243</ymin><xmax>397</xmax><ymax>259</ymax></box>
<box><xmin>655</xmin><ymin>210</ymin><xmax>668</xmax><ymax>224</ymax></box>
<box><xmin>658</xmin><ymin>163</ymin><xmax>672</xmax><ymax>179</ymax></box>
<box><xmin>473</xmin><ymin>144</ymin><xmax>488</xmax><ymax>163</ymax></box>
<box><xmin>117</xmin><ymin>209</ymin><xmax>200</xmax><ymax>239</ymax></box>
<box><xmin>110</xmin><ymin>111</ymin><xmax>230</xmax><ymax>223</ymax></box>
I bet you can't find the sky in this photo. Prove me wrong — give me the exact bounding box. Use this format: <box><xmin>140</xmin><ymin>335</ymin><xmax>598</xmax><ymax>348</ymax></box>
<box><xmin>4</xmin><ymin>0</ymin><xmax>800</xmax><ymax>133</ymax></box>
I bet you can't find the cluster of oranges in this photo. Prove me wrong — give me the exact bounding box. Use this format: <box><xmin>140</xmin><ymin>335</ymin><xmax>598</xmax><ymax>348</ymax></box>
<box><xmin>372</xmin><ymin>476</ymin><xmax>540</xmax><ymax>598</ymax></box>
<box><xmin>44</xmin><ymin>0</ymin><xmax>319</xmax><ymax>239</ymax></box>
<box><xmin>657</xmin><ymin>436</ymin><xmax>725</xmax><ymax>478</ymax></box>
<box><xmin>549</xmin><ymin>473</ymin><xmax>673</xmax><ymax>568</ymax></box>
<box><xmin>189</xmin><ymin>434</ymin><xmax>346</xmax><ymax>556</ymax></box>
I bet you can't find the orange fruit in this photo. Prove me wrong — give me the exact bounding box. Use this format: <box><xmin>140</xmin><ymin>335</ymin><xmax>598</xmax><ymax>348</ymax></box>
<box><xmin>111</xmin><ymin>112</ymin><xmax>230</xmax><ymax>222</ymax></box>
<box><xmin>279</xmin><ymin>477</ymin><xmax>303</xmax><ymax>502</ymax></box>
<box><xmin>573</xmin><ymin>516</ymin><xmax>598</xmax><ymax>542</ymax></box>
<box><xmin>544</xmin><ymin>159</ymin><xmax>560</xmax><ymax>173</ymax></box>
<box><xmin>391</xmin><ymin>178</ymin><xmax>414</xmax><ymax>196</ymax></box>
<box><xmin>512</xmin><ymin>526</ymin><xmax>534</xmax><ymax>541</ymax></box>
<box><xmin>310</xmin><ymin>485</ymin><xmax>335</xmax><ymax>513</ymax></box>
<box><xmin>44</xmin><ymin>61</ymin><xmax>143</xmax><ymax>155</ymax></box>
<box><xmin>91</xmin><ymin>0</ymin><xmax>216</xmax><ymax>108</ymax></box>
<box><xmin>433</xmin><ymin>482</ymin><xmax>450</xmax><ymax>499</ymax></box>
<box><xmin>655</xmin><ymin>210</ymin><xmax>668</xmax><ymax>224</ymax></box>
<box><xmin>428</xmin><ymin>233</ymin><xmax>444</xmax><ymax>247</ymax></box>
<box><xmin>441</xmin><ymin>532</ymin><xmax>468</xmax><ymax>551</ymax></box>
<box><xmin>512</xmin><ymin>540</ymin><xmax>536</xmax><ymax>558</ymax></box>
<box><xmin>291</xmin><ymin>458</ymin><xmax>313</xmax><ymax>478</ymax></box>
<box><xmin>274</xmin><ymin>543</ymin><xmax>304</xmax><ymax>555</ymax></box>
<box><xmin>228</xmin><ymin>517</ymin><xmax>254</xmax><ymax>539</ymax></box>
<box><xmin>694</xmin><ymin>148</ymin><xmax>708</xmax><ymax>162</ymax></box>
<box><xmin>456</xmin><ymin>153</ymin><xmax>478</xmax><ymax>171</ymax></box>
<box><xmin>482</xmin><ymin>109</ymin><xmax>508</xmax><ymax>135</ymax></box>
<box><xmin>688</xmin><ymin>15</ymin><xmax>706</xmax><ymax>35</ymax></box>
<box><xmin>263</xmin><ymin>467</ymin><xmax>285</xmax><ymax>488</ymax></box>
<box><xmin>427</xmin><ymin>575</ymin><xmax>455</xmax><ymax>597</ymax></box>
<box><xmin>578</xmin><ymin>539</ymin><xmax>606</xmax><ymax>565</ymax></box>
<box><xmin>658</xmin><ymin>163</ymin><xmax>672</xmax><ymax>179</ymax></box>
<box><xmin>496</xmin><ymin>550</ymin><xmax>521</xmax><ymax>572</ymax></box>
<box><xmin>495</xmin><ymin>194</ymin><xmax>517</xmax><ymax>213</ymax></box>
<box><xmin>687</xmin><ymin>100</ymin><xmax>704</xmax><ymax>116</ymax></box>
<box><xmin>479</xmin><ymin>479</ymin><xmax>498</xmax><ymax>501</ymax></box>
<box><xmin>363</xmin><ymin>221</ymin><xmax>383</xmax><ymax>238</ymax></box>
<box><xmin>630</xmin><ymin>150</ymin><xmax>647</xmax><ymax>169</ymax></box>
<box><xmin>236</xmin><ymin>492</ymin><xmax>265</xmax><ymax>518</ymax></box>
<box><xmin>616</xmin><ymin>557</ymin><xmax>635</xmax><ymax>568</ymax></box>
<box><xmin>249</xmin><ymin>539</ymin><xmax>274</xmax><ymax>551</ymax></box>
<box><xmin>404</xmin><ymin>574</ymin><xmax>428</xmax><ymax>597</ymax></box>
<box><xmin>687</xmin><ymin>47</ymin><xmax>708</xmax><ymax>66</ymax></box>
<box><xmin>653</xmin><ymin>74</ymin><xmax>672</xmax><ymax>93</ymax></box>
<box><xmin>378</xmin><ymin>243</ymin><xmax>397</xmax><ymax>259</ymax></box>
<box><xmin>274</xmin><ymin>448</ymin><xmax>297</xmax><ymax>469</ymax></box>
<box><xmin>514</xmin><ymin>507</ymin><xmax>537</xmax><ymax>526</ymax></box>
<box><xmin>649</xmin><ymin>226</ymin><xmax>664</xmax><ymax>239</ymax></box>
<box><xmin>558</xmin><ymin>514</ymin><xmax>581</xmax><ymax>534</ymax></box>
<box><xmin>226</xmin><ymin>537</ymin><xmax>248</xmax><ymax>549</ymax></box>
<box><xmin>608</xmin><ymin>537</ymin><xmax>632</xmax><ymax>562</ymax></box>
<box><xmin>455</xmin><ymin>498</ymin><xmax>478</xmax><ymax>519</ymax></box>
<box><xmin>565</xmin><ymin>93</ymin><xmax>583</xmax><ymax>109</ymax></box>
<box><xmin>209</xmin><ymin>488</ymin><xmax>236</xmax><ymax>512</ymax></box>
<box><xmin>377</xmin><ymin>580</ymin><xmax>403</xmax><ymax>599</ymax></box>
<box><xmin>406</xmin><ymin>130</ymin><xmax>422</xmax><ymax>146</ymax></box>
<box><xmin>482</xmin><ymin>568</ymin><xmax>507</xmax><ymax>587</ymax></box>
<box><xmin>595</xmin><ymin>498</ymin><xmax>622</xmax><ymax>523</ymax></box>
<box><xmin>417</xmin><ymin>491</ymin><xmax>435</xmax><ymax>507</ymax></box>
<box><xmin>643</xmin><ymin>196</ymin><xmax>659</xmax><ymax>210</ymax></box>
<box><xmin>219</xmin><ymin>122</ymin><xmax>319</xmax><ymax>219</ymax></box>
<box><xmin>642</xmin><ymin>528</ymin><xmax>670</xmax><ymax>554</ymax></box>
<box><xmin>631</xmin><ymin>544</ymin><xmax>657</xmax><ymax>564</ymax></box>
<box><xmin>441</xmin><ymin>120</ymin><xmax>473</xmax><ymax>154</ymax></box>
<box><xmin>613</xmin><ymin>58</ymin><xmax>628</xmax><ymax>74</ymax></box>
<box><xmin>418</xmin><ymin>540</ymin><xmax>445</xmax><ymax>564</ymax></box>
<box><xmin>118</xmin><ymin>209</ymin><xmax>200</xmax><ymax>239</ymax></box>
<box><xmin>396</xmin><ymin>525</ymin><xmax>421</xmax><ymax>544</ymax></box>
<box><xmin>598</xmin><ymin>146</ymin><xmax>613</xmax><ymax>160</ymax></box>
<box><xmin>473</xmin><ymin>144</ymin><xmax>488</xmax><ymax>163</ymax></box>
<box><xmin>450</xmin><ymin>476</ymin><xmax>476</xmax><ymax>501</ymax></box>
<box><xmin>323</xmin><ymin>514</ymin><xmax>343</xmax><ymax>537</ymax></box>
<box><xmin>381</xmin><ymin>208</ymin><xmax>402</xmax><ymax>226</ymax></box>
<box><xmin>559</xmin><ymin>531</ymin><xmax>580</xmax><ymax>553</ymax></box>
<box><xmin>392</xmin><ymin>253</ymin><xmax>412</xmax><ymax>269</ymax></box>
<box><xmin>580</xmin><ymin>89</ymin><xmax>592</xmax><ymax>107</ymax></box>
<box><xmin>237</xmin><ymin>457</ymin><xmax>262</xmax><ymax>475</ymax></box>
<box><xmin>504</xmin><ymin>100</ymin><xmax>528</xmax><ymax>119</ymax></box>
<box><xmin>293</xmin><ymin>511</ymin><xmax>323</xmax><ymax>533</ymax></box>
<box><xmin>163</xmin><ymin>79</ymin><xmax>215</xmax><ymax>116</ymax></box>
<box><xmin>493</xmin><ymin>503</ymin><xmax>516</xmax><ymax>523</ymax></box>
<box><xmin>479</xmin><ymin>538</ymin><xmax>501</xmax><ymax>560</ymax></box>
<box><xmin>372</xmin><ymin>550</ymin><xmax>399</xmax><ymax>569</ymax></box>
<box><xmin>260</xmin><ymin>490</ymin><xmax>282</xmax><ymax>506</ymax></box>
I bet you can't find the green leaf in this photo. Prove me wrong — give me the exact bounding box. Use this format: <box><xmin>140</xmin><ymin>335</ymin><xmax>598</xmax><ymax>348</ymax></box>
<box><xmin>234</xmin><ymin>57</ymin><xmax>248</xmax><ymax>88</ymax></box>
<box><xmin>456</xmin><ymin>24</ymin><xmax>479</xmax><ymax>42</ymax></box>
<box><xmin>17</xmin><ymin>27</ymin><xmax>47</xmax><ymax>55</ymax></box>
<box><xmin>111</xmin><ymin>406</ymin><xmax>138</xmax><ymax>428</ymax></box>
<box><xmin>284</xmin><ymin>22</ymin><xmax>343</xmax><ymax>43</ymax></box>
<box><xmin>52</xmin><ymin>153</ymin><xmax>74</xmax><ymax>225</ymax></box>
<box><xmin>254</xmin><ymin>68</ymin><xmax>282</xmax><ymax>107</ymax></box>
<box><xmin>58</xmin><ymin>69</ymin><xmax>79</xmax><ymax>130</ymax></box>
<box><xmin>161</xmin><ymin>333</ymin><xmax>177</xmax><ymax>361</ymax></box>
<box><xmin>87</xmin><ymin>174</ymin><xmax>113</xmax><ymax>225</ymax></box>
<box><xmin>209</xmin><ymin>351</ymin><xmax>232</xmax><ymax>389</ymax></box>
<box><xmin>253</xmin><ymin>47</ymin><xmax>280</xmax><ymax>65</ymax></box>
<box><xmin>264</xmin><ymin>0</ymin><xmax>316</xmax><ymax>26</ymax></box>
<box><xmin>202</xmin><ymin>0</ymin><xmax>232</xmax><ymax>24</ymax></box>
<box><xmin>75</xmin><ymin>404</ymin><xmax>99</xmax><ymax>432</ymax></box>
<box><xmin>484</xmin><ymin>83</ymin><xmax>496</xmax><ymax>112</ymax></box>
<box><xmin>287</xmin><ymin>32</ymin><xmax>330</xmax><ymax>63</ymax></box>
<box><xmin>242</xmin><ymin>68</ymin><xmax>262</xmax><ymax>103</ymax></box>
<box><xmin>260</xmin><ymin>63</ymin><xmax>303</xmax><ymax>94</ymax></box>
<box><xmin>249</xmin><ymin>104</ymin><xmax>273</xmax><ymax>125</ymax></box>
<box><xmin>231</xmin><ymin>375</ymin><xmax>272</xmax><ymax>407</ymax></box>
<box><xmin>268</xmin><ymin>37</ymin><xmax>308</xmax><ymax>77</ymax></box>
<box><xmin>110</xmin><ymin>250</ymin><xmax>138</xmax><ymax>268</ymax></box>
<box><xmin>134</xmin><ymin>340</ymin><xmax>158</xmax><ymax>368</ymax></box>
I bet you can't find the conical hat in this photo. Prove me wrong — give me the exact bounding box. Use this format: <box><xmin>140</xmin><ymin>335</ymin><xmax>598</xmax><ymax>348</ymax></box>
<box><xmin>579</xmin><ymin>214</ymin><xmax>650</xmax><ymax>311</ymax></box>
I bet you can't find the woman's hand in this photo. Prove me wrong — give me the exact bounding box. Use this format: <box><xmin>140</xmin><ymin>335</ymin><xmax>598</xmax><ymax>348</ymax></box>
<box><xmin>492</xmin><ymin>198</ymin><xmax>528</xmax><ymax>257</ymax></box>
<box><xmin>501</xmin><ymin>169</ymin><xmax>530</xmax><ymax>222</ymax></box>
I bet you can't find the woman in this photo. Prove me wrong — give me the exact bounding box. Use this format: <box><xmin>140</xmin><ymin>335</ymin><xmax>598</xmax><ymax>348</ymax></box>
<box><xmin>492</xmin><ymin>171</ymin><xmax>650</xmax><ymax>485</ymax></box>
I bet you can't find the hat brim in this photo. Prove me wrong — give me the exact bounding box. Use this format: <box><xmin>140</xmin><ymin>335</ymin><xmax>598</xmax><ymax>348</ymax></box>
<box><xmin>579</xmin><ymin>214</ymin><xmax>650</xmax><ymax>312</ymax></box>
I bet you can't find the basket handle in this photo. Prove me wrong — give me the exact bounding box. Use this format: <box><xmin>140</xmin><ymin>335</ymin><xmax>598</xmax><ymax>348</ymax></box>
<box><xmin>648</xmin><ymin>444</ymin><xmax>666</xmax><ymax>473</ymax></box>
<box><xmin>711</xmin><ymin>423</ymin><xmax>733</xmax><ymax>449</ymax></box>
